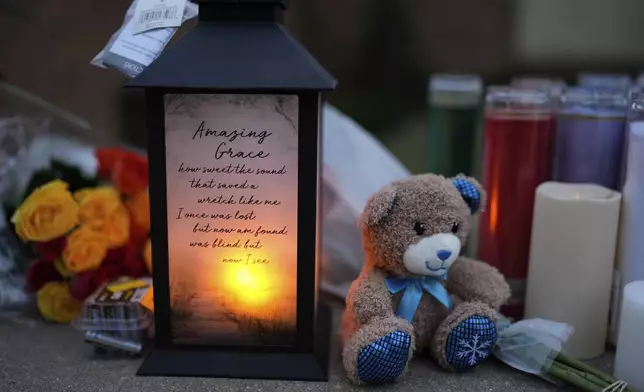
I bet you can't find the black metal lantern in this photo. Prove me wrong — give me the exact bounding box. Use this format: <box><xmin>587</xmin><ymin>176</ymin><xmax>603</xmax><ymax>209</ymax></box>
<box><xmin>128</xmin><ymin>0</ymin><xmax>336</xmax><ymax>380</ymax></box>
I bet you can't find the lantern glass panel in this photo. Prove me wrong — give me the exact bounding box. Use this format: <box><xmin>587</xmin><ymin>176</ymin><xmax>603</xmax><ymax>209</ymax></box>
<box><xmin>164</xmin><ymin>93</ymin><xmax>299</xmax><ymax>347</ymax></box>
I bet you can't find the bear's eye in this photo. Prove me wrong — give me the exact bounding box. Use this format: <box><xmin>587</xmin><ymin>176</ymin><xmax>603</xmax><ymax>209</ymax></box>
<box><xmin>451</xmin><ymin>223</ymin><xmax>459</xmax><ymax>234</ymax></box>
<box><xmin>413</xmin><ymin>222</ymin><xmax>426</xmax><ymax>236</ymax></box>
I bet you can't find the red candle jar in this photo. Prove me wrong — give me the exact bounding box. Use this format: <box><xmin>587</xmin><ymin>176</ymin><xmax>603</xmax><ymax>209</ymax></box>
<box><xmin>478</xmin><ymin>87</ymin><xmax>555</xmax><ymax>320</ymax></box>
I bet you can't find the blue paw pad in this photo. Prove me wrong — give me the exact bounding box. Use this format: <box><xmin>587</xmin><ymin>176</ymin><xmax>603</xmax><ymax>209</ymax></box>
<box><xmin>445</xmin><ymin>315</ymin><xmax>497</xmax><ymax>371</ymax></box>
<box><xmin>356</xmin><ymin>330</ymin><xmax>411</xmax><ymax>384</ymax></box>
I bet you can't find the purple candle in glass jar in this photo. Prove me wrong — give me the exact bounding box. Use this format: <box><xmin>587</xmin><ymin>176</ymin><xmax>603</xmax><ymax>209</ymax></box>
<box><xmin>554</xmin><ymin>88</ymin><xmax>628</xmax><ymax>190</ymax></box>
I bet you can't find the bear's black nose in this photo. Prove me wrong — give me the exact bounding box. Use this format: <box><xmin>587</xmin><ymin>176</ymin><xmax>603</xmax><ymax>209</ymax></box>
<box><xmin>436</xmin><ymin>250</ymin><xmax>452</xmax><ymax>261</ymax></box>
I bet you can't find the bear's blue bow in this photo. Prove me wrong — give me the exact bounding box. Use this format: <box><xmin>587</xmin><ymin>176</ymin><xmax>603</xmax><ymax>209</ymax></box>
<box><xmin>385</xmin><ymin>275</ymin><xmax>453</xmax><ymax>323</ymax></box>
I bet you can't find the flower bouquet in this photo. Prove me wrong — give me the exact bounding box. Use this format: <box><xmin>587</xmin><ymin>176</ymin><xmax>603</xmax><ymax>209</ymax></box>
<box><xmin>8</xmin><ymin>147</ymin><xmax>153</xmax><ymax>323</ymax></box>
<box><xmin>493</xmin><ymin>317</ymin><xmax>632</xmax><ymax>392</ymax></box>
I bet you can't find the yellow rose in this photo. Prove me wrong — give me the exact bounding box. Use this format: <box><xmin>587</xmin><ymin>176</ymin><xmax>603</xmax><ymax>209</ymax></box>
<box><xmin>37</xmin><ymin>281</ymin><xmax>82</xmax><ymax>323</ymax></box>
<box><xmin>74</xmin><ymin>186</ymin><xmax>121</xmax><ymax>223</ymax></box>
<box><xmin>143</xmin><ymin>238</ymin><xmax>152</xmax><ymax>273</ymax></box>
<box><xmin>85</xmin><ymin>205</ymin><xmax>131</xmax><ymax>248</ymax></box>
<box><xmin>62</xmin><ymin>227</ymin><xmax>109</xmax><ymax>273</ymax></box>
<box><xmin>127</xmin><ymin>190</ymin><xmax>150</xmax><ymax>231</ymax></box>
<box><xmin>11</xmin><ymin>180</ymin><xmax>79</xmax><ymax>242</ymax></box>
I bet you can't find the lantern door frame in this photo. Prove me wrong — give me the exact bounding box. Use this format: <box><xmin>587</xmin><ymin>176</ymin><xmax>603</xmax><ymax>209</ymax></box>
<box><xmin>137</xmin><ymin>87</ymin><xmax>330</xmax><ymax>380</ymax></box>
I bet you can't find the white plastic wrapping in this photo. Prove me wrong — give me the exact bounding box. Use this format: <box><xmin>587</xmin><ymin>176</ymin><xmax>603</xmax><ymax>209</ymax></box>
<box><xmin>320</xmin><ymin>105</ymin><xmax>411</xmax><ymax>299</ymax></box>
<box><xmin>493</xmin><ymin>317</ymin><xmax>574</xmax><ymax>383</ymax></box>
<box><xmin>0</xmin><ymin>82</ymin><xmax>106</xmax><ymax>311</ymax></box>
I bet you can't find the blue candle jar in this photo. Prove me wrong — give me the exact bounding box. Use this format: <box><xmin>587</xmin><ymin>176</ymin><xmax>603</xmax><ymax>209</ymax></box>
<box><xmin>553</xmin><ymin>88</ymin><xmax>628</xmax><ymax>190</ymax></box>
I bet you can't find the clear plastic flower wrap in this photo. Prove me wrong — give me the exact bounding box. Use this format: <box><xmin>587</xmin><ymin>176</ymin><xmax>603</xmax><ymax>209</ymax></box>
<box><xmin>0</xmin><ymin>81</ymin><xmax>117</xmax><ymax>312</ymax></box>
<box><xmin>494</xmin><ymin>316</ymin><xmax>634</xmax><ymax>391</ymax></box>
<box><xmin>493</xmin><ymin>316</ymin><xmax>573</xmax><ymax>384</ymax></box>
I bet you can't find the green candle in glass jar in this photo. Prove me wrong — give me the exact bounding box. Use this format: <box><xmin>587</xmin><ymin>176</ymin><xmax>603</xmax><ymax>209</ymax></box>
<box><xmin>427</xmin><ymin>74</ymin><xmax>483</xmax><ymax>178</ymax></box>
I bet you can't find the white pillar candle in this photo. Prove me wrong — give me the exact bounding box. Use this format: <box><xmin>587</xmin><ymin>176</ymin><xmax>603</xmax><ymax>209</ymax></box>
<box><xmin>614</xmin><ymin>281</ymin><xmax>644</xmax><ymax>390</ymax></box>
<box><xmin>610</xmin><ymin>121</ymin><xmax>644</xmax><ymax>345</ymax></box>
<box><xmin>524</xmin><ymin>182</ymin><xmax>621</xmax><ymax>359</ymax></box>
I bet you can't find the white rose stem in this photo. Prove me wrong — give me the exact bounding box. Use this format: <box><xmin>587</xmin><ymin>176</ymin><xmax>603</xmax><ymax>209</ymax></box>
<box><xmin>524</xmin><ymin>182</ymin><xmax>621</xmax><ymax>359</ymax></box>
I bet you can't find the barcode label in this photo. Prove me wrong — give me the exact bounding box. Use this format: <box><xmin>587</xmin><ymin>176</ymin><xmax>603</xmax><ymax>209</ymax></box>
<box><xmin>131</xmin><ymin>0</ymin><xmax>187</xmax><ymax>35</ymax></box>
<box><xmin>139</xmin><ymin>6</ymin><xmax>177</xmax><ymax>24</ymax></box>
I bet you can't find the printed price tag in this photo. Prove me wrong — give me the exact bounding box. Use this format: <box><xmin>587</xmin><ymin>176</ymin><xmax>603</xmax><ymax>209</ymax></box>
<box><xmin>132</xmin><ymin>0</ymin><xmax>187</xmax><ymax>34</ymax></box>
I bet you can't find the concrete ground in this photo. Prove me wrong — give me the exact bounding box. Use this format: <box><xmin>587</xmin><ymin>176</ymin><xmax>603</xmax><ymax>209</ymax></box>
<box><xmin>0</xmin><ymin>305</ymin><xmax>613</xmax><ymax>392</ymax></box>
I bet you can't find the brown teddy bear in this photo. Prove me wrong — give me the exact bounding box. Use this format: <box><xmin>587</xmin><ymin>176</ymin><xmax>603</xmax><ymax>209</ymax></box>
<box><xmin>341</xmin><ymin>173</ymin><xmax>511</xmax><ymax>384</ymax></box>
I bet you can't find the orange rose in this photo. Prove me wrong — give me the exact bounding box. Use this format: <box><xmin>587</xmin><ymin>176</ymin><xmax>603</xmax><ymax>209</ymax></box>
<box><xmin>127</xmin><ymin>190</ymin><xmax>150</xmax><ymax>231</ymax></box>
<box><xmin>143</xmin><ymin>238</ymin><xmax>152</xmax><ymax>273</ymax></box>
<box><xmin>37</xmin><ymin>281</ymin><xmax>82</xmax><ymax>323</ymax></box>
<box><xmin>74</xmin><ymin>186</ymin><xmax>121</xmax><ymax>223</ymax></box>
<box><xmin>74</xmin><ymin>187</ymin><xmax>130</xmax><ymax>248</ymax></box>
<box><xmin>85</xmin><ymin>205</ymin><xmax>131</xmax><ymax>248</ymax></box>
<box><xmin>62</xmin><ymin>227</ymin><xmax>109</xmax><ymax>273</ymax></box>
<box><xmin>11</xmin><ymin>180</ymin><xmax>79</xmax><ymax>242</ymax></box>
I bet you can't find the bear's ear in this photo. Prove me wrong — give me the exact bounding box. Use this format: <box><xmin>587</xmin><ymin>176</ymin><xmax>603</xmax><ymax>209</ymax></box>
<box><xmin>451</xmin><ymin>175</ymin><xmax>486</xmax><ymax>215</ymax></box>
<box><xmin>361</xmin><ymin>185</ymin><xmax>398</xmax><ymax>227</ymax></box>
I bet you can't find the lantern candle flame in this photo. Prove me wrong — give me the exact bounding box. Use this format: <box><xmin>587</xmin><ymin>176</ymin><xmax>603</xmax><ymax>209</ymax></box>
<box><xmin>216</xmin><ymin>250</ymin><xmax>295</xmax><ymax>323</ymax></box>
<box><xmin>226</xmin><ymin>264</ymin><xmax>274</xmax><ymax>308</ymax></box>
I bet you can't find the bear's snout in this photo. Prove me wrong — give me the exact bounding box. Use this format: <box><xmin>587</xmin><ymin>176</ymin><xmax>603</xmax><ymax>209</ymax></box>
<box><xmin>436</xmin><ymin>250</ymin><xmax>452</xmax><ymax>261</ymax></box>
<box><xmin>403</xmin><ymin>233</ymin><xmax>461</xmax><ymax>277</ymax></box>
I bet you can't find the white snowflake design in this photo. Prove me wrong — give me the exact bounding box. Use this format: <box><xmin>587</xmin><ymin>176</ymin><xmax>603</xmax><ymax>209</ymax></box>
<box><xmin>455</xmin><ymin>334</ymin><xmax>492</xmax><ymax>366</ymax></box>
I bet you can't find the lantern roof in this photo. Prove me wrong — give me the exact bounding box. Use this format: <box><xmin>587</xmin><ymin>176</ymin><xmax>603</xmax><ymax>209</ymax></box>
<box><xmin>126</xmin><ymin>0</ymin><xmax>336</xmax><ymax>91</ymax></box>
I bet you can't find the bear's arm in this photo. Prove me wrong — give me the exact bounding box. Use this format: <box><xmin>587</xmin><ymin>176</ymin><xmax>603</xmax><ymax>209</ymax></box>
<box><xmin>345</xmin><ymin>269</ymin><xmax>394</xmax><ymax>326</ymax></box>
<box><xmin>446</xmin><ymin>257</ymin><xmax>511</xmax><ymax>309</ymax></box>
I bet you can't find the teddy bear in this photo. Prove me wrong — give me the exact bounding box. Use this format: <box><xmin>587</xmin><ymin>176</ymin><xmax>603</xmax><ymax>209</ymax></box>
<box><xmin>341</xmin><ymin>173</ymin><xmax>511</xmax><ymax>384</ymax></box>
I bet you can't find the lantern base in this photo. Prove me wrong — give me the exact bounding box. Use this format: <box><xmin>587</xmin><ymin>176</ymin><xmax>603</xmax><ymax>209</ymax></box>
<box><xmin>136</xmin><ymin>303</ymin><xmax>331</xmax><ymax>381</ymax></box>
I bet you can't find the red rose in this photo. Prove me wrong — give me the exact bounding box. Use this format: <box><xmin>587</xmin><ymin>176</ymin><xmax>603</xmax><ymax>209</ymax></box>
<box><xmin>92</xmin><ymin>238</ymin><xmax>150</xmax><ymax>284</ymax></box>
<box><xmin>128</xmin><ymin>219</ymin><xmax>149</xmax><ymax>248</ymax></box>
<box><xmin>119</xmin><ymin>240</ymin><xmax>148</xmax><ymax>278</ymax></box>
<box><xmin>69</xmin><ymin>272</ymin><xmax>96</xmax><ymax>301</ymax></box>
<box><xmin>104</xmin><ymin>245</ymin><xmax>127</xmax><ymax>265</ymax></box>
<box><xmin>95</xmin><ymin>148</ymin><xmax>149</xmax><ymax>196</ymax></box>
<box><xmin>90</xmin><ymin>261</ymin><xmax>122</xmax><ymax>288</ymax></box>
<box><xmin>25</xmin><ymin>260</ymin><xmax>63</xmax><ymax>292</ymax></box>
<box><xmin>92</xmin><ymin>246</ymin><xmax>126</xmax><ymax>287</ymax></box>
<box><xmin>128</xmin><ymin>202</ymin><xmax>150</xmax><ymax>249</ymax></box>
<box><xmin>33</xmin><ymin>236</ymin><xmax>67</xmax><ymax>263</ymax></box>
<box><xmin>94</xmin><ymin>148</ymin><xmax>126</xmax><ymax>180</ymax></box>
<box><xmin>112</xmin><ymin>151</ymin><xmax>148</xmax><ymax>197</ymax></box>
<box><xmin>122</xmin><ymin>258</ymin><xmax>147</xmax><ymax>278</ymax></box>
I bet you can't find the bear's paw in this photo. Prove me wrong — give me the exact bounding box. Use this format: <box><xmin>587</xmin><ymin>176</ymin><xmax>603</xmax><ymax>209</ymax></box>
<box><xmin>444</xmin><ymin>315</ymin><xmax>497</xmax><ymax>371</ymax></box>
<box><xmin>356</xmin><ymin>331</ymin><xmax>412</xmax><ymax>384</ymax></box>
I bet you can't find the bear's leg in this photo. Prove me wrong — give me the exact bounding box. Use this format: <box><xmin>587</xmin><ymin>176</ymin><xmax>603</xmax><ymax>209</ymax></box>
<box><xmin>430</xmin><ymin>301</ymin><xmax>498</xmax><ymax>371</ymax></box>
<box><xmin>342</xmin><ymin>316</ymin><xmax>415</xmax><ymax>385</ymax></box>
